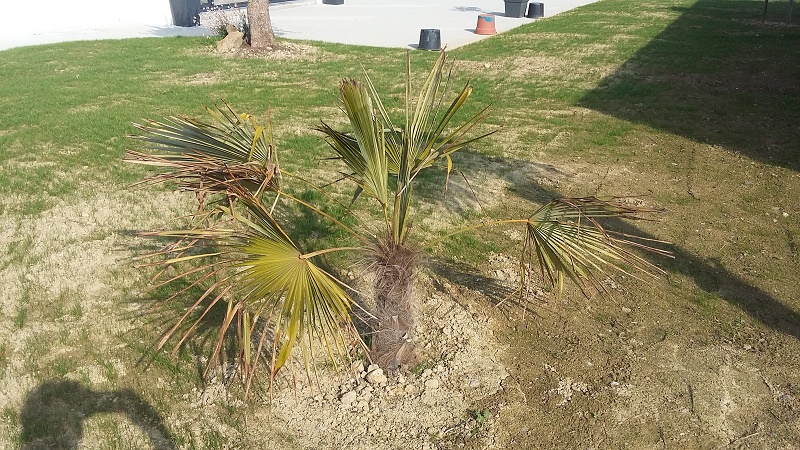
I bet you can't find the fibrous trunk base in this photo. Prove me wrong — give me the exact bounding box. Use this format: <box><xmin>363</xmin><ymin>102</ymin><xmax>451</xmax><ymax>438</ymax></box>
<box><xmin>371</xmin><ymin>242</ymin><xmax>420</xmax><ymax>370</ymax></box>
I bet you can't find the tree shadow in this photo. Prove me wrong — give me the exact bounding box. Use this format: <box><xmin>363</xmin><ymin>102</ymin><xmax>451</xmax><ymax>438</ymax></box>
<box><xmin>577</xmin><ymin>0</ymin><xmax>800</xmax><ymax>172</ymax></box>
<box><xmin>427</xmin><ymin>257</ymin><xmax>525</xmax><ymax>311</ymax></box>
<box><xmin>20</xmin><ymin>380</ymin><xmax>176</xmax><ymax>450</ymax></box>
<box><xmin>430</xmin><ymin>149</ymin><xmax>800</xmax><ymax>339</ymax></box>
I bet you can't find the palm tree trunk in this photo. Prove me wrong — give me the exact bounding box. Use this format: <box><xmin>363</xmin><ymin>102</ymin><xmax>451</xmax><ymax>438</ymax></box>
<box><xmin>371</xmin><ymin>242</ymin><xmax>419</xmax><ymax>370</ymax></box>
<box><xmin>248</xmin><ymin>0</ymin><xmax>276</xmax><ymax>49</ymax></box>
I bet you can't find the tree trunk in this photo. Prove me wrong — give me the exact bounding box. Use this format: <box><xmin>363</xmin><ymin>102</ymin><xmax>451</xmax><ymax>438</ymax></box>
<box><xmin>248</xmin><ymin>0</ymin><xmax>276</xmax><ymax>49</ymax></box>
<box><xmin>370</xmin><ymin>242</ymin><xmax>420</xmax><ymax>370</ymax></box>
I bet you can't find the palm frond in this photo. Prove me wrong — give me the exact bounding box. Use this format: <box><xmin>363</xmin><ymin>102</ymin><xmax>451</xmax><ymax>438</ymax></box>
<box><xmin>402</xmin><ymin>51</ymin><xmax>496</xmax><ymax>180</ymax></box>
<box><xmin>140</xmin><ymin>195</ymin><xmax>363</xmax><ymax>389</ymax></box>
<box><xmin>333</xmin><ymin>79</ymin><xmax>390</xmax><ymax>206</ymax></box>
<box><xmin>317</xmin><ymin>51</ymin><xmax>495</xmax><ymax>217</ymax></box>
<box><xmin>126</xmin><ymin>102</ymin><xmax>280</xmax><ymax>198</ymax></box>
<box><xmin>525</xmin><ymin>197</ymin><xmax>673</xmax><ymax>295</ymax></box>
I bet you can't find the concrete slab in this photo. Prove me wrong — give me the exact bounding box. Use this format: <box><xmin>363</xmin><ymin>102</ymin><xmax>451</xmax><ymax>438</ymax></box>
<box><xmin>269</xmin><ymin>0</ymin><xmax>593</xmax><ymax>49</ymax></box>
<box><xmin>0</xmin><ymin>0</ymin><xmax>599</xmax><ymax>52</ymax></box>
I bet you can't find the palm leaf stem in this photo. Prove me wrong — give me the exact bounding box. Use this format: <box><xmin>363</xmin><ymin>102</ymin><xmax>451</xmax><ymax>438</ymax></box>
<box><xmin>272</xmin><ymin>191</ymin><xmax>369</xmax><ymax>244</ymax></box>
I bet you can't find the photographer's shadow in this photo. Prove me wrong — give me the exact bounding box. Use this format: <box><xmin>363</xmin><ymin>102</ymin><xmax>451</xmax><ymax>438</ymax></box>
<box><xmin>20</xmin><ymin>380</ymin><xmax>176</xmax><ymax>450</ymax></box>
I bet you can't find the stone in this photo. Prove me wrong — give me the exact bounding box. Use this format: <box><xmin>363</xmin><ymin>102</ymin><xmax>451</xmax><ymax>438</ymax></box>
<box><xmin>366</xmin><ymin>368</ymin><xmax>387</xmax><ymax>385</ymax></box>
<box><xmin>352</xmin><ymin>360</ymin><xmax>365</xmax><ymax>375</ymax></box>
<box><xmin>340</xmin><ymin>390</ymin><xmax>357</xmax><ymax>405</ymax></box>
<box><xmin>425</xmin><ymin>378</ymin><xmax>440</xmax><ymax>390</ymax></box>
<box><xmin>216</xmin><ymin>30</ymin><xmax>246</xmax><ymax>53</ymax></box>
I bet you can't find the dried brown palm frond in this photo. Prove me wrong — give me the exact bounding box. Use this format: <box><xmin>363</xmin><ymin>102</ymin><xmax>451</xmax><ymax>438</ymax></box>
<box><xmin>524</xmin><ymin>196</ymin><xmax>673</xmax><ymax>295</ymax></box>
<box><xmin>125</xmin><ymin>102</ymin><xmax>280</xmax><ymax>205</ymax></box>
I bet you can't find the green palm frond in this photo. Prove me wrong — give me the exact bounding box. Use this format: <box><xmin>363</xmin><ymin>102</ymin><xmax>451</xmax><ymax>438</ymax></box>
<box><xmin>331</xmin><ymin>79</ymin><xmax>390</xmax><ymax>206</ymax></box>
<box><xmin>140</xmin><ymin>195</ymin><xmax>362</xmax><ymax>390</ymax></box>
<box><xmin>401</xmin><ymin>51</ymin><xmax>495</xmax><ymax>180</ymax></box>
<box><xmin>126</xmin><ymin>102</ymin><xmax>279</xmax><ymax>198</ymax></box>
<box><xmin>317</xmin><ymin>50</ymin><xmax>494</xmax><ymax>244</ymax></box>
<box><xmin>525</xmin><ymin>197</ymin><xmax>673</xmax><ymax>295</ymax></box>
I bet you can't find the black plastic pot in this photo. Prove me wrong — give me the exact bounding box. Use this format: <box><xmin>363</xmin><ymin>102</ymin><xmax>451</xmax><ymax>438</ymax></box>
<box><xmin>504</xmin><ymin>0</ymin><xmax>528</xmax><ymax>18</ymax></box>
<box><xmin>322</xmin><ymin>0</ymin><xmax>344</xmax><ymax>4</ymax></box>
<box><xmin>169</xmin><ymin>0</ymin><xmax>201</xmax><ymax>27</ymax></box>
<box><xmin>526</xmin><ymin>2</ymin><xmax>544</xmax><ymax>18</ymax></box>
<box><xmin>418</xmin><ymin>29</ymin><xmax>441</xmax><ymax>51</ymax></box>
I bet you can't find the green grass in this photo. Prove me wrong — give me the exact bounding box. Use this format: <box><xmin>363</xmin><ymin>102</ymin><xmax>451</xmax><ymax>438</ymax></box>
<box><xmin>1</xmin><ymin>0</ymin><xmax>798</xmax><ymax>448</ymax></box>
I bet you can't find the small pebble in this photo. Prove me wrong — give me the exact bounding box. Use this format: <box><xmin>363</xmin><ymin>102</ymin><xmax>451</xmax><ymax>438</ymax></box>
<box><xmin>425</xmin><ymin>378</ymin><xmax>440</xmax><ymax>390</ymax></box>
<box><xmin>366</xmin><ymin>368</ymin><xmax>387</xmax><ymax>385</ymax></box>
<box><xmin>340</xmin><ymin>390</ymin><xmax>357</xmax><ymax>405</ymax></box>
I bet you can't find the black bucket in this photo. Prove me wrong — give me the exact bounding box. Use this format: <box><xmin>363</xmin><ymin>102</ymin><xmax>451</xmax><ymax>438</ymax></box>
<box><xmin>169</xmin><ymin>0</ymin><xmax>201</xmax><ymax>27</ymax></box>
<box><xmin>526</xmin><ymin>2</ymin><xmax>544</xmax><ymax>18</ymax></box>
<box><xmin>504</xmin><ymin>0</ymin><xmax>528</xmax><ymax>18</ymax></box>
<box><xmin>418</xmin><ymin>29</ymin><xmax>441</xmax><ymax>51</ymax></box>
<box><xmin>322</xmin><ymin>0</ymin><xmax>344</xmax><ymax>4</ymax></box>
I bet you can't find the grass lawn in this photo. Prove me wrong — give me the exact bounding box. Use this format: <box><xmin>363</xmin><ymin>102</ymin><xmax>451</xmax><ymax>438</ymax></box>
<box><xmin>1</xmin><ymin>0</ymin><xmax>799</xmax><ymax>448</ymax></box>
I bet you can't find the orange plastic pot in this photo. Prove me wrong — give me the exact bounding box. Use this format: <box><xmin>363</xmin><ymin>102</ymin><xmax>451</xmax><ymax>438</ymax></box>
<box><xmin>475</xmin><ymin>14</ymin><xmax>497</xmax><ymax>35</ymax></box>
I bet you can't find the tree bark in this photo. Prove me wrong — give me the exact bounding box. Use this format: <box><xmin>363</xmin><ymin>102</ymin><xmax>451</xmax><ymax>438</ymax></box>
<box><xmin>248</xmin><ymin>0</ymin><xmax>276</xmax><ymax>49</ymax></box>
<box><xmin>370</xmin><ymin>243</ymin><xmax>420</xmax><ymax>370</ymax></box>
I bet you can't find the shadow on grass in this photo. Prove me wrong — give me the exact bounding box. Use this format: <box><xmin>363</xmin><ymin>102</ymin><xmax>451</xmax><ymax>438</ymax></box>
<box><xmin>578</xmin><ymin>0</ymin><xmax>800</xmax><ymax>171</ymax></box>
<box><xmin>20</xmin><ymin>380</ymin><xmax>176</xmax><ymax>449</ymax></box>
<box><xmin>431</xmin><ymin>150</ymin><xmax>800</xmax><ymax>340</ymax></box>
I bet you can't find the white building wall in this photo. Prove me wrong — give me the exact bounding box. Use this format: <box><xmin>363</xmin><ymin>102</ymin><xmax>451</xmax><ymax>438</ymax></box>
<box><xmin>0</xmin><ymin>0</ymin><xmax>174</xmax><ymax>35</ymax></box>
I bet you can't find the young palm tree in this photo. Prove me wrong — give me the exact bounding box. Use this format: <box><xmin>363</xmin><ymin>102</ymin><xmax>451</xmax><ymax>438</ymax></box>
<box><xmin>126</xmin><ymin>51</ymin><xmax>671</xmax><ymax>392</ymax></box>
